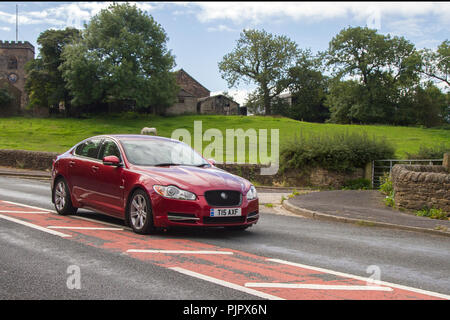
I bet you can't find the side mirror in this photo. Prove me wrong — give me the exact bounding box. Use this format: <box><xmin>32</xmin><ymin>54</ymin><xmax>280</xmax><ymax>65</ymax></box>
<box><xmin>207</xmin><ymin>158</ymin><xmax>216</xmax><ymax>166</ymax></box>
<box><xmin>103</xmin><ymin>155</ymin><xmax>122</xmax><ymax>167</ymax></box>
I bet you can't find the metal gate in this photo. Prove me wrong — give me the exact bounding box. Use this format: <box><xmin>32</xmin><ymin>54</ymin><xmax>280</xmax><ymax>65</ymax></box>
<box><xmin>371</xmin><ymin>159</ymin><xmax>443</xmax><ymax>189</ymax></box>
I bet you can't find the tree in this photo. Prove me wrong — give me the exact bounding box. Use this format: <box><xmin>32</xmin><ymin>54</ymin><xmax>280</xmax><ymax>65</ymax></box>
<box><xmin>286</xmin><ymin>51</ymin><xmax>330</xmax><ymax>122</ymax></box>
<box><xmin>413</xmin><ymin>83</ymin><xmax>448</xmax><ymax>127</ymax></box>
<box><xmin>420</xmin><ymin>40</ymin><xmax>449</xmax><ymax>87</ymax></box>
<box><xmin>218</xmin><ymin>29</ymin><xmax>299</xmax><ymax>115</ymax></box>
<box><xmin>25</xmin><ymin>27</ymin><xmax>81</xmax><ymax>114</ymax></box>
<box><xmin>60</xmin><ymin>3</ymin><xmax>178</xmax><ymax>113</ymax></box>
<box><xmin>0</xmin><ymin>87</ymin><xmax>13</xmax><ymax>108</ymax></box>
<box><xmin>325</xmin><ymin>26</ymin><xmax>422</xmax><ymax>124</ymax></box>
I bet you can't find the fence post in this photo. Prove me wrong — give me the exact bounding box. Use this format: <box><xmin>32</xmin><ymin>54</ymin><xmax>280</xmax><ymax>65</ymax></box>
<box><xmin>443</xmin><ymin>153</ymin><xmax>450</xmax><ymax>171</ymax></box>
<box><xmin>371</xmin><ymin>160</ymin><xmax>375</xmax><ymax>189</ymax></box>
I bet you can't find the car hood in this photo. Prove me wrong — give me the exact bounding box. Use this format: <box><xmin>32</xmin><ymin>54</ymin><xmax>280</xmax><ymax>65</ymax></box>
<box><xmin>131</xmin><ymin>165</ymin><xmax>250</xmax><ymax>194</ymax></box>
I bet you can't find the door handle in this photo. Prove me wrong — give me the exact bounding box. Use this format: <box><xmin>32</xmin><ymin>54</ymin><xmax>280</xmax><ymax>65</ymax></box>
<box><xmin>91</xmin><ymin>165</ymin><xmax>99</xmax><ymax>172</ymax></box>
<box><xmin>69</xmin><ymin>161</ymin><xmax>76</xmax><ymax>167</ymax></box>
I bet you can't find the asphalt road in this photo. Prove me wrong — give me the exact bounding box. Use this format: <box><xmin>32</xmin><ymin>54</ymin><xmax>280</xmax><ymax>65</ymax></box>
<box><xmin>0</xmin><ymin>176</ymin><xmax>449</xmax><ymax>300</ymax></box>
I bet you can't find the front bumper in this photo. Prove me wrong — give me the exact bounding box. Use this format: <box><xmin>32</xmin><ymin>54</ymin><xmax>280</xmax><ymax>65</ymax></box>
<box><xmin>150</xmin><ymin>193</ymin><xmax>259</xmax><ymax>228</ymax></box>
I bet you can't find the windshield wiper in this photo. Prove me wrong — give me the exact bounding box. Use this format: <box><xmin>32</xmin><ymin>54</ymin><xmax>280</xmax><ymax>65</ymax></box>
<box><xmin>153</xmin><ymin>163</ymin><xmax>182</xmax><ymax>167</ymax></box>
<box><xmin>195</xmin><ymin>163</ymin><xmax>211</xmax><ymax>167</ymax></box>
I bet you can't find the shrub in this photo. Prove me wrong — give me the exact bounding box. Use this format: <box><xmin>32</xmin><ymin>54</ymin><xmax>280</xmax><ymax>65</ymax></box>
<box><xmin>342</xmin><ymin>178</ymin><xmax>371</xmax><ymax>190</ymax></box>
<box><xmin>416</xmin><ymin>207</ymin><xmax>448</xmax><ymax>220</ymax></box>
<box><xmin>280</xmin><ymin>130</ymin><xmax>395</xmax><ymax>172</ymax></box>
<box><xmin>405</xmin><ymin>143</ymin><xmax>450</xmax><ymax>159</ymax></box>
<box><xmin>379</xmin><ymin>174</ymin><xmax>395</xmax><ymax>207</ymax></box>
<box><xmin>379</xmin><ymin>173</ymin><xmax>393</xmax><ymax>195</ymax></box>
<box><xmin>384</xmin><ymin>194</ymin><xmax>395</xmax><ymax>207</ymax></box>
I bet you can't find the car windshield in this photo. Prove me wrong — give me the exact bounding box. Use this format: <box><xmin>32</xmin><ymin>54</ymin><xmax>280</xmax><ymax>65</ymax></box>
<box><xmin>119</xmin><ymin>139</ymin><xmax>209</xmax><ymax>167</ymax></box>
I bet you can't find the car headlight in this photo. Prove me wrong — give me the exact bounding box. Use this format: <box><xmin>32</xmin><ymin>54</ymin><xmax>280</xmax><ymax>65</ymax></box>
<box><xmin>153</xmin><ymin>185</ymin><xmax>197</xmax><ymax>200</ymax></box>
<box><xmin>246</xmin><ymin>185</ymin><xmax>258</xmax><ymax>200</ymax></box>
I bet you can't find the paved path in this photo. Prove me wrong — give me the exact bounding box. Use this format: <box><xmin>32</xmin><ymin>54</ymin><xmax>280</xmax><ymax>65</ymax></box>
<box><xmin>285</xmin><ymin>190</ymin><xmax>450</xmax><ymax>236</ymax></box>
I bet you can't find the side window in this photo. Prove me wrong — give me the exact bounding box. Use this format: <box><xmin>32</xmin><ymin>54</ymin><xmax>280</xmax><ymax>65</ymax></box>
<box><xmin>75</xmin><ymin>139</ymin><xmax>102</xmax><ymax>159</ymax></box>
<box><xmin>99</xmin><ymin>140</ymin><xmax>122</xmax><ymax>161</ymax></box>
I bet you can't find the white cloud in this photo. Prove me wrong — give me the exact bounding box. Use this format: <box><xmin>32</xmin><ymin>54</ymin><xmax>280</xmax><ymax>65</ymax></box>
<box><xmin>185</xmin><ymin>2</ymin><xmax>450</xmax><ymax>24</ymax></box>
<box><xmin>207</xmin><ymin>24</ymin><xmax>237</xmax><ymax>33</ymax></box>
<box><xmin>0</xmin><ymin>2</ymin><xmax>160</xmax><ymax>29</ymax></box>
<box><xmin>0</xmin><ymin>26</ymin><xmax>10</xmax><ymax>31</ymax></box>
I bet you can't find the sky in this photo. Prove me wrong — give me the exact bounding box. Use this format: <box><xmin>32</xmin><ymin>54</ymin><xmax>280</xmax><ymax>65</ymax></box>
<box><xmin>0</xmin><ymin>1</ymin><xmax>449</xmax><ymax>104</ymax></box>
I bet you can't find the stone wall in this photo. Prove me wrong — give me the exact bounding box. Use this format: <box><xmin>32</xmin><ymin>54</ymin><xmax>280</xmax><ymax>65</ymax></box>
<box><xmin>391</xmin><ymin>156</ymin><xmax>450</xmax><ymax>213</ymax></box>
<box><xmin>0</xmin><ymin>149</ymin><xmax>58</xmax><ymax>171</ymax></box>
<box><xmin>216</xmin><ymin>163</ymin><xmax>364</xmax><ymax>188</ymax></box>
<box><xmin>166</xmin><ymin>95</ymin><xmax>197</xmax><ymax>115</ymax></box>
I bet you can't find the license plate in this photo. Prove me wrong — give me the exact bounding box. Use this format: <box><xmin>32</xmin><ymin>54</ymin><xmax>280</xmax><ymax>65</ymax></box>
<box><xmin>209</xmin><ymin>208</ymin><xmax>242</xmax><ymax>217</ymax></box>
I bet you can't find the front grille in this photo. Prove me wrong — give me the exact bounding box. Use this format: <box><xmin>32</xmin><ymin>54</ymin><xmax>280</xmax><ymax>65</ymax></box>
<box><xmin>203</xmin><ymin>216</ymin><xmax>246</xmax><ymax>224</ymax></box>
<box><xmin>204</xmin><ymin>190</ymin><xmax>242</xmax><ymax>207</ymax></box>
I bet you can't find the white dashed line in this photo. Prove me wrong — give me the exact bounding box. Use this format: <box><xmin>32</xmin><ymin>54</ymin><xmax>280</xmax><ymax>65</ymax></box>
<box><xmin>245</xmin><ymin>283</ymin><xmax>393</xmax><ymax>291</ymax></box>
<box><xmin>0</xmin><ymin>214</ymin><xmax>71</xmax><ymax>238</ymax></box>
<box><xmin>127</xmin><ymin>249</ymin><xmax>233</xmax><ymax>254</ymax></box>
<box><xmin>169</xmin><ymin>267</ymin><xmax>284</xmax><ymax>300</ymax></box>
<box><xmin>267</xmin><ymin>258</ymin><xmax>450</xmax><ymax>300</ymax></box>
<box><xmin>47</xmin><ymin>226</ymin><xmax>124</xmax><ymax>231</ymax></box>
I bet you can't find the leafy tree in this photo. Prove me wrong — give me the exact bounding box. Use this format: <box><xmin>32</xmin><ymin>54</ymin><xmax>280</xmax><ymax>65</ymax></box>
<box><xmin>325</xmin><ymin>80</ymin><xmax>364</xmax><ymax>124</ymax></box>
<box><xmin>325</xmin><ymin>26</ymin><xmax>422</xmax><ymax>124</ymax></box>
<box><xmin>218</xmin><ymin>29</ymin><xmax>299</xmax><ymax>115</ymax></box>
<box><xmin>25</xmin><ymin>27</ymin><xmax>81</xmax><ymax>114</ymax></box>
<box><xmin>413</xmin><ymin>82</ymin><xmax>448</xmax><ymax>127</ymax></box>
<box><xmin>60</xmin><ymin>3</ymin><xmax>178</xmax><ymax>113</ymax></box>
<box><xmin>420</xmin><ymin>40</ymin><xmax>449</xmax><ymax>87</ymax></box>
<box><xmin>0</xmin><ymin>87</ymin><xmax>13</xmax><ymax>108</ymax></box>
<box><xmin>286</xmin><ymin>51</ymin><xmax>330</xmax><ymax>122</ymax></box>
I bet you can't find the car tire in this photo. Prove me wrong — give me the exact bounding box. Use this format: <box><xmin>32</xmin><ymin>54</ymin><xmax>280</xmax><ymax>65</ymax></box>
<box><xmin>53</xmin><ymin>178</ymin><xmax>78</xmax><ymax>215</ymax></box>
<box><xmin>127</xmin><ymin>189</ymin><xmax>155</xmax><ymax>234</ymax></box>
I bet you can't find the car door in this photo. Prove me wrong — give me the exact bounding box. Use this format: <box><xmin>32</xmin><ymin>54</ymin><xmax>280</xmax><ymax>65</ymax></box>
<box><xmin>88</xmin><ymin>138</ymin><xmax>125</xmax><ymax>217</ymax></box>
<box><xmin>69</xmin><ymin>137</ymin><xmax>103</xmax><ymax>206</ymax></box>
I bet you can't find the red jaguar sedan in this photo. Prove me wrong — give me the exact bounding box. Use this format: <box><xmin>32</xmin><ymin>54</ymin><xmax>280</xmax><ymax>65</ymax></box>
<box><xmin>51</xmin><ymin>135</ymin><xmax>259</xmax><ymax>234</ymax></box>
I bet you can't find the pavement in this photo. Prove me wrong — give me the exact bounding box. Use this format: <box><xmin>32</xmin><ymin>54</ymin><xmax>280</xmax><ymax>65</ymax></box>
<box><xmin>0</xmin><ymin>165</ymin><xmax>449</xmax><ymax>237</ymax></box>
<box><xmin>283</xmin><ymin>190</ymin><xmax>450</xmax><ymax>237</ymax></box>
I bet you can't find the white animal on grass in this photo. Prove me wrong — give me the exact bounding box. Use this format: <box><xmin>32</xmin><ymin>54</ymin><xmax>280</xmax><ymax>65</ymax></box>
<box><xmin>140</xmin><ymin>127</ymin><xmax>157</xmax><ymax>135</ymax></box>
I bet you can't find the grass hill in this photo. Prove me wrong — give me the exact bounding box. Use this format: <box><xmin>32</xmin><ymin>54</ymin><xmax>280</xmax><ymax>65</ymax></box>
<box><xmin>0</xmin><ymin>114</ymin><xmax>448</xmax><ymax>160</ymax></box>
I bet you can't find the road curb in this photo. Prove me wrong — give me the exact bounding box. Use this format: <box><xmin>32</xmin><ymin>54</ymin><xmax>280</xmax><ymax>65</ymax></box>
<box><xmin>0</xmin><ymin>171</ymin><xmax>51</xmax><ymax>180</ymax></box>
<box><xmin>282</xmin><ymin>199</ymin><xmax>450</xmax><ymax>238</ymax></box>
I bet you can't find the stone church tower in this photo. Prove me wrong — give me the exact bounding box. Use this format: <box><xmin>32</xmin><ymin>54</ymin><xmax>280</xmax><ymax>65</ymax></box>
<box><xmin>0</xmin><ymin>40</ymin><xmax>35</xmax><ymax>112</ymax></box>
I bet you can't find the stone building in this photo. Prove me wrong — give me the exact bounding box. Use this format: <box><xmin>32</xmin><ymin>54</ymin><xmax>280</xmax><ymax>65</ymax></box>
<box><xmin>0</xmin><ymin>40</ymin><xmax>35</xmax><ymax>113</ymax></box>
<box><xmin>175</xmin><ymin>68</ymin><xmax>210</xmax><ymax>98</ymax></box>
<box><xmin>197</xmin><ymin>94</ymin><xmax>239</xmax><ymax>115</ymax></box>
<box><xmin>166</xmin><ymin>68</ymin><xmax>240</xmax><ymax>116</ymax></box>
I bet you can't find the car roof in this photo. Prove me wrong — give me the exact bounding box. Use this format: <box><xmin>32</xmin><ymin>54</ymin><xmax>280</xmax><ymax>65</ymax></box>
<box><xmin>92</xmin><ymin>134</ymin><xmax>180</xmax><ymax>143</ymax></box>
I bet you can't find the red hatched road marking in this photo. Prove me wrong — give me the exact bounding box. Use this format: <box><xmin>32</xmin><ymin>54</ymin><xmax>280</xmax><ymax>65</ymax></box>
<box><xmin>0</xmin><ymin>200</ymin><xmax>448</xmax><ymax>300</ymax></box>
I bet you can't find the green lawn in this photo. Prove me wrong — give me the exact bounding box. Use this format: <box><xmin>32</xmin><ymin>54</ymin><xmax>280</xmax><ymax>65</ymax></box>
<box><xmin>0</xmin><ymin>114</ymin><xmax>449</xmax><ymax>160</ymax></box>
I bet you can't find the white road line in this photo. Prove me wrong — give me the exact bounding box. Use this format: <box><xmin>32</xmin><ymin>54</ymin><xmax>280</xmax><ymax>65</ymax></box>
<box><xmin>267</xmin><ymin>258</ymin><xmax>450</xmax><ymax>300</ymax></box>
<box><xmin>245</xmin><ymin>283</ymin><xmax>393</xmax><ymax>291</ymax></box>
<box><xmin>2</xmin><ymin>200</ymin><xmax>130</xmax><ymax>230</ymax></box>
<box><xmin>0</xmin><ymin>210</ymin><xmax>48</xmax><ymax>214</ymax></box>
<box><xmin>0</xmin><ymin>214</ymin><xmax>71</xmax><ymax>238</ymax></box>
<box><xmin>127</xmin><ymin>249</ymin><xmax>233</xmax><ymax>254</ymax></box>
<box><xmin>47</xmin><ymin>226</ymin><xmax>124</xmax><ymax>231</ymax></box>
<box><xmin>1</xmin><ymin>200</ymin><xmax>55</xmax><ymax>213</ymax></box>
<box><xmin>169</xmin><ymin>267</ymin><xmax>284</xmax><ymax>300</ymax></box>
<box><xmin>71</xmin><ymin>215</ymin><xmax>131</xmax><ymax>230</ymax></box>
